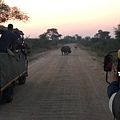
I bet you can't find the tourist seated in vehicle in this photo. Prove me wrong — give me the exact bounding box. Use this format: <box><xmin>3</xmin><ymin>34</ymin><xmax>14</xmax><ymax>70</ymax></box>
<box><xmin>13</xmin><ymin>28</ymin><xmax>24</xmax><ymax>48</ymax></box>
<box><xmin>0</xmin><ymin>24</ymin><xmax>17</xmax><ymax>53</ymax></box>
<box><xmin>13</xmin><ymin>28</ymin><xmax>30</xmax><ymax>52</ymax></box>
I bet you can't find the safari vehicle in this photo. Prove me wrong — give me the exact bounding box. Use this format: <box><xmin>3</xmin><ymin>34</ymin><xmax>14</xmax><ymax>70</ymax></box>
<box><xmin>0</xmin><ymin>26</ymin><xmax>29</xmax><ymax>103</ymax></box>
<box><xmin>104</xmin><ymin>49</ymin><xmax>120</xmax><ymax>120</ymax></box>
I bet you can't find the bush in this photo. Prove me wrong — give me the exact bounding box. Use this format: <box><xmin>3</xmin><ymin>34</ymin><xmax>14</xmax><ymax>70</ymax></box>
<box><xmin>78</xmin><ymin>38</ymin><xmax>120</xmax><ymax>56</ymax></box>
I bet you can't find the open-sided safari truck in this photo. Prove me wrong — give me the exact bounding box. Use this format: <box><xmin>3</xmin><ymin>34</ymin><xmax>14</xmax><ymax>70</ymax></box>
<box><xmin>0</xmin><ymin>26</ymin><xmax>29</xmax><ymax>103</ymax></box>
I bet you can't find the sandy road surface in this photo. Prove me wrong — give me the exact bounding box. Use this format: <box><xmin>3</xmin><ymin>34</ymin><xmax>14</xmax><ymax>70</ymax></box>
<box><xmin>0</xmin><ymin>44</ymin><xmax>113</xmax><ymax>120</ymax></box>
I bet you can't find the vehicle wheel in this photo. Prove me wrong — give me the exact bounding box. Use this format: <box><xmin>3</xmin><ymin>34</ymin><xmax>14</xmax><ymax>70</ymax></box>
<box><xmin>6</xmin><ymin>84</ymin><xmax>14</xmax><ymax>103</ymax></box>
<box><xmin>18</xmin><ymin>75</ymin><xmax>26</xmax><ymax>85</ymax></box>
<box><xmin>1</xmin><ymin>84</ymin><xmax>14</xmax><ymax>104</ymax></box>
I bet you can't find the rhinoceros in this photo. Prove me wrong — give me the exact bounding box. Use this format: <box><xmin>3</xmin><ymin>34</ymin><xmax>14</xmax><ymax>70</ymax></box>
<box><xmin>61</xmin><ymin>46</ymin><xmax>71</xmax><ymax>55</ymax></box>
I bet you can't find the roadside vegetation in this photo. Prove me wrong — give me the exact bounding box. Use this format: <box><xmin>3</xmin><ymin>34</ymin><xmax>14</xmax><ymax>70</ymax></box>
<box><xmin>1</xmin><ymin>0</ymin><xmax>120</xmax><ymax>59</ymax></box>
<box><xmin>76</xmin><ymin>27</ymin><xmax>120</xmax><ymax>57</ymax></box>
<box><xmin>25</xmin><ymin>28</ymin><xmax>78</xmax><ymax>57</ymax></box>
<box><xmin>26</xmin><ymin>24</ymin><xmax>120</xmax><ymax>58</ymax></box>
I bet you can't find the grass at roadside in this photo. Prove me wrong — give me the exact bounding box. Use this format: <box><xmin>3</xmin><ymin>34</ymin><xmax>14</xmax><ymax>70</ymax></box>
<box><xmin>77</xmin><ymin>44</ymin><xmax>104</xmax><ymax>64</ymax></box>
<box><xmin>77</xmin><ymin>44</ymin><xmax>106</xmax><ymax>57</ymax></box>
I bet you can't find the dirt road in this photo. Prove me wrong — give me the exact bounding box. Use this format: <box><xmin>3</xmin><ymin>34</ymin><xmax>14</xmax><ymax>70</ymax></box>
<box><xmin>0</xmin><ymin>44</ymin><xmax>113</xmax><ymax>120</ymax></box>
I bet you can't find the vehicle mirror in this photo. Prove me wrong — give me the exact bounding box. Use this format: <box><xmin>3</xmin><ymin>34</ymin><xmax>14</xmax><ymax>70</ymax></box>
<box><xmin>104</xmin><ymin>54</ymin><xmax>113</xmax><ymax>72</ymax></box>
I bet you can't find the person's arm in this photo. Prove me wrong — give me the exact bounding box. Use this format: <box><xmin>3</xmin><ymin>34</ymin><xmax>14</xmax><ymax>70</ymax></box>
<box><xmin>107</xmin><ymin>70</ymin><xmax>120</xmax><ymax>98</ymax></box>
<box><xmin>107</xmin><ymin>81</ymin><xmax>119</xmax><ymax>98</ymax></box>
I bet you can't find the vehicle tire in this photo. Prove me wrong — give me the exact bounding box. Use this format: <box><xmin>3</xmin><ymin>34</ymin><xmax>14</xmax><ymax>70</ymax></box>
<box><xmin>6</xmin><ymin>84</ymin><xmax>14</xmax><ymax>103</ymax></box>
<box><xmin>18</xmin><ymin>75</ymin><xmax>26</xmax><ymax>85</ymax></box>
<box><xmin>1</xmin><ymin>84</ymin><xmax>14</xmax><ymax>104</ymax></box>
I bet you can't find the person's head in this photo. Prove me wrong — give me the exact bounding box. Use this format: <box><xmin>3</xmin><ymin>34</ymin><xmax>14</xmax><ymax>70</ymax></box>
<box><xmin>8</xmin><ymin>24</ymin><xmax>13</xmax><ymax>30</ymax></box>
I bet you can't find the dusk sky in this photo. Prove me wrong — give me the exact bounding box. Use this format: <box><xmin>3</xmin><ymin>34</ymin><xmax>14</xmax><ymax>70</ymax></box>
<box><xmin>4</xmin><ymin>0</ymin><xmax>120</xmax><ymax>38</ymax></box>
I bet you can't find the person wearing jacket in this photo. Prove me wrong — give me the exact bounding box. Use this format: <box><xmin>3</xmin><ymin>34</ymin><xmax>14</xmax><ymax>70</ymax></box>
<box><xmin>107</xmin><ymin>70</ymin><xmax>120</xmax><ymax>120</ymax></box>
<box><xmin>0</xmin><ymin>24</ymin><xmax>17</xmax><ymax>53</ymax></box>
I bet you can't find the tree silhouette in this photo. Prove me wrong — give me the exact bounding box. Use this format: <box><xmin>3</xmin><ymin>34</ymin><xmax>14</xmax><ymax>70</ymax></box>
<box><xmin>0</xmin><ymin>0</ymin><xmax>29</xmax><ymax>23</ymax></box>
<box><xmin>39</xmin><ymin>28</ymin><xmax>62</xmax><ymax>40</ymax></box>
<box><xmin>46</xmin><ymin>28</ymin><xmax>62</xmax><ymax>40</ymax></box>
<box><xmin>94</xmin><ymin>30</ymin><xmax>110</xmax><ymax>40</ymax></box>
<box><xmin>39</xmin><ymin>33</ymin><xmax>47</xmax><ymax>40</ymax></box>
<box><xmin>74</xmin><ymin>34</ymin><xmax>82</xmax><ymax>41</ymax></box>
<box><xmin>114</xmin><ymin>24</ymin><xmax>120</xmax><ymax>39</ymax></box>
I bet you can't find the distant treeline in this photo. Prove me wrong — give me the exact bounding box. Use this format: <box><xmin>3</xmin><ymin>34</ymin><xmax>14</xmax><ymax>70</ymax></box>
<box><xmin>77</xmin><ymin>28</ymin><xmax>120</xmax><ymax>56</ymax></box>
<box><xmin>25</xmin><ymin>24</ymin><xmax>120</xmax><ymax>56</ymax></box>
<box><xmin>77</xmin><ymin>37</ymin><xmax>120</xmax><ymax>56</ymax></box>
<box><xmin>25</xmin><ymin>28</ymin><xmax>78</xmax><ymax>55</ymax></box>
<box><xmin>25</xmin><ymin>36</ymin><xmax>77</xmax><ymax>55</ymax></box>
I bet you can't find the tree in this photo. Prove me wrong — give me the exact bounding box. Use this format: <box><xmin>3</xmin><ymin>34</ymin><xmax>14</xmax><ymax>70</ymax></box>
<box><xmin>74</xmin><ymin>34</ymin><xmax>82</xmax><ymax>41</ymax></box>
<box><xmin>39</xmin><ymin>28</ymin><xmax>62</xmax><ymax>40</ymax></box>
<box><xmin>94</xmin><ymin>30</ymin><xmax>111</xmax><ymax>40</ymax></box>
<box><xmin>63</xmin><ymin>35</ymin><xmax>76</xmax><ymax>43</ymax></box>
<box><xmin>0</xmin><ymin>0</ymin><xmax>29</xmax><ymax>23</ymax></box>
<box><xmin>114</xmin><ymin>24</ymin><xmax>120</xmax><ymax>39</ymax></box>
<box><xmin>84</xmin><ymin>36</ymin><xmax>91</xmax><ymax>41</ymax></box>
<box><xmin>39</xmin><ymin>33</ymin><xmax>47</xmax><ymax>40</ymax></box>
<box><xmin>46</xmin><ymin>28</ymin><xmax>62</xmax><ymax>40</ymax></box>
